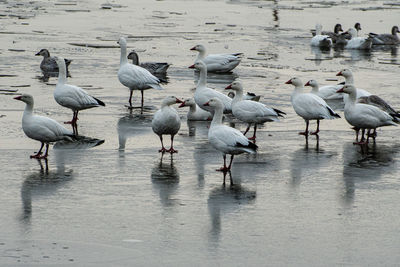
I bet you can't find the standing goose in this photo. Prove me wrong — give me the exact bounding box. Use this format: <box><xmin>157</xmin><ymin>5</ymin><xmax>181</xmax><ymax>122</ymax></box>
<box><xmin>35</xmin><ymin>49</ymin><xmax>72</xmax><ymax>73</ymax></box>
<box><xmin>369</xmin><ymin>26</ymin><xmax>400</xmax><ymax>45</ymax></box>
<box><xmin>54</xmin><ymin>57</ymin><xmax>105</xmax><ymax>136</ymax></box>
<box><xmin>152</xmin><ymin>96</ymin><xmax>182</xmax><ymax>153</ymax></box>
<box><xmin>188</xmin><ymin>60</ymin><xmax>232</xmax><ymax>114</ymax></box>
<box><xmin>286</xmin><ymin>77</ymin><xmax>340</xmax><ymax>135</ymax></box>
<box><xmin>225</xmin><ymin>80</ymin><xmax>285</xmax><ymax>140</ymax></box>
<box><xmin>190</xmin><ymin>44</ymin><xmax>242</xmax><ymax>73</ymax></box>
<box><xmin>310</xmin><ymin>24</ymin><xmax>333</xmax><ymax>48</ymax></box>
<box><xmin>337</xmin><ymin>85</ymin><xmax>398</xmax><ymax>144</ymax></box>
<box><xmin>204</xmin><ymin>98</ymin><xmax>258</xmax><ymax>172</ymax></box>
<box><xmin>14</xmin><ymin>94</ymin><xmax>74</xmax><ymax>159</ymax></box>
<box><xmin>178</xmin><ymin>98</ymin><xmax>212</xmax><ymax>121</ymax></box>
<box><xmin>127</xmin><ymin>50</ymin><xmax>170</xmax><ymax>74</ymax></box>
<box><xmin>304</xmin><ymin>79</ymin><xmax>343</xmax><ymax>100</ymax></box>
<box><xmin>343</xmin><ymin>28</ymin><xmax>373</xmax><ymax>50</ymax></box>
<box><xmin>117</xmin><ymin>37</ymin><xmax>163</xmax><ymax>112</ymax></box>
<box><xmin>336</xmin><ymin>69</ymin><xmax>371</xmax><ymax>98</ymax></box>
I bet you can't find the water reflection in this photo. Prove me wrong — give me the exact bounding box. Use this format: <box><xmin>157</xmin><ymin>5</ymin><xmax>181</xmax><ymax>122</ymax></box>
<box><xmin>340</xmin><ymin>142</ymin><xmax>398</xmax><ymax>207</ymax></box>
<box><xmin>193</xmin><ymin>71</ymin><xmax>238</xmax><ymax>86</ymax></box>
<box><xmin>193</xmin><ymin>142</ymin><xmax>216</xmax><ymax>188</ymax></box>
<box><xmin>36</xmin><ymin>70</ymin><xmax>71</xmax><ymax>83</ymax></box>
<box><xmin>117</xmin><ymin>113</ymin><xmax>152</xmax><ymax>150</ymax></box>
<box><xmin>151</xmin><ymin>154</ymin><xmax>180</xmax><ymax>207</ymax></box>
<box><xmin>187</xmin><ymin>120</ymin><xmax>210</xmax><ymax>137</ymax></box>
<box><xmin>207</xmin><ymin>184</ymin><xmax>256</xmax><ymax>246</ymax></box>
<box><xmin>310</xmin><ymin>46</ymin><xmax>332</xmax><ymax>66</ymax></box>
<box><xmin>272</xmin><ymin>0</ymin><xmax>279</xmax><ymax>28</ymax></box>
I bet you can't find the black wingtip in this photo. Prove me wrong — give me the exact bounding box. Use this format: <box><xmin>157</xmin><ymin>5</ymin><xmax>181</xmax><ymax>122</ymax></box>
<box><xmin>93</xmin><ymin>97</ymin><xmax>106</xmax><ymax>107</ymax></box>
<box><xmin>236</xmin><ymin>141</ymin><xmax>258</xmax><ymax>152</ymax></box>
<box><xmin>273</xmin><ymin>108</ymin><xmax>286</xmax><ymax>116</ymax></box>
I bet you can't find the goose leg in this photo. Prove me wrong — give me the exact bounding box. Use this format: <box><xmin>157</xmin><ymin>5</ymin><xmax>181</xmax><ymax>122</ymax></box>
<box><xmin>299</xmin><ymin>120</ymin><xmax>309</xmax><ymax>136</ymax></box>
<box><xmin>158</xmin><ymin>135</ymin><xmax>166</xmax><ymax>153</ymax></box>
<box><xmin>167</xmin><ymin>135</ymin><xmax>178</xmax><ymax>153</ymax></box>
<box><xmin>354</xmin><ymin>128</ymin><xmax>367</xmax><ymax>145</ymax></box>
<box><xmin>217</xmin><ymin>155</ymin><xmax>228</xmax><ymax>172</ymax></box>
<box><xmin>353</xmin><ymin>127</ymin><xmax>360</xmax><ymax>142</ymax></box>
<box><xmin>248</xmin><ymin>124</ymin><xmax>257</xmax><ymax>140</ymax></box>
<box><xmin>73</xmin><ymin>111</ymin><xmax>79</xmax><ymax>136</ymax></box>
<box><xmin>227</xmin><ymin>155</ymin><xmax>234</xmax><ymax>170</ymax></box>
<box><xmin>128</xmin><ymin>89</ymin><xmax>133</xmax><ymax>108</ymax></box>
<box><xmin>30</xmin><ymin>142</ymin><xmax>44</xmax><ymax>158</ymax></box>
<box><xmin>243</xmin><ymin>124</ymin><xmax>251</xmax><ymax>135</ymax></box>
<box><xmin>311</xmin><ymin>120</ymin><xmax>320</xmax><ymax>135</ymax></box>
<box><xmin>140</xmin><ymin>90</ymin><xmax>144</xmax><ymax>114</ymax></box>
<box><xmin>41</xmin><ymin>144</ymin><xmax>50</xmax><ymax>159</ymax></box>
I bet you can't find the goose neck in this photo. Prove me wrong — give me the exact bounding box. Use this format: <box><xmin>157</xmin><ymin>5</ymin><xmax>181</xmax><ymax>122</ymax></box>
<box><xmin>197</xmin><ymin>67</ymin><xmax>207</xmax><ymax>87</ymax></box>
<box><xmin>57</xmin><ymin>60</ymin><xmax>67</xmax><ymax>84</ymax></box>
<box><xmin>120</xmin><ymin>44</ymin><xmax>128</xmax><ymax>66</ymax></box>
<box><xmin>210</xmin><ymin>106</ymin><xmax>224</xmax><ymax>126</ymax></box>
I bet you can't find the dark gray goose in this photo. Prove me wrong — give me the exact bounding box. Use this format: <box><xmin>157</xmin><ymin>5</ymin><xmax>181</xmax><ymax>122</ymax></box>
<box><xmin>35</xmin><ymin>49</ymin><xmax>72</xmax><ymax>73</ymax></box>
<box><xmin>311</xmin><ymin>23</ymin><xmax>343</xmax><ymax>43</ymax></box>
<box><xmin>127</xmin><ymin>51</ymin><xmax>170</xmax><ymax>74</ymax></box>
<box><xmin>369</xmin><ymin>26</ymin><xmax>400</xmax><ymax>45</ymax></box>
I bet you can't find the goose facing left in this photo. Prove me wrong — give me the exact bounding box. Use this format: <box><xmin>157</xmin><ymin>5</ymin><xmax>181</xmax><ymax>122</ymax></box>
<box><xmin>35</xmin><ymin>49</ymin><xmax>72</xmax><ymax>73</ymax></box>
<box><xmin>55</xmin><ymin>56</ymin><xmax>105</xmax><ymax>136</ymax></box>
<box><xmin>118</xmin><ymin>37</ymin><xmax>164</xmax><ymax>112</ymax></box>
<box><xmin>14</xmin><ymin>94</ymin><xmax>74</xmax><ymax>159</ymax></box>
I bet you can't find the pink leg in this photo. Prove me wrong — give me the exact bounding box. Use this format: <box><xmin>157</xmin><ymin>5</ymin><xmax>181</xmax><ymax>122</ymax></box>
<box><xmin>299</xmin><ymin>120</ymin><xmax>309</xmax><ymax>136</ymax></box>
<box><xmin>353</xmin><ymin>129</ymin><xmax>367</xmax><ymax>145</ymax></box>
<box><xmin>311</xmin><ymin>120</ymin><xmax>320</xmax><ymax>135</ymax></box>
<box><xmin>30</xmin><ymin>142</ymin><xmax>44</xmax><ymax>159</ymax></box>
<box><xmin>248</xmin><ymin>124</ymin><xmax>257</xmax><ymax>141</ymax></box>
<box><xmin>217</xmin><ymin>155</ymin><xmax>229</xmax><ymax>172</ymax></box>
<box><xmin>158</xmin><ymin>136</ymin><xmax>167</xmax><ymax>153</ymax></box>
<box><xmin>243</xmin><ymin>124</ymin><xmax>251</xmax><ymax>136</ymax></box>
<box><xmin>166</xmin><ymin>135</ymin><xmax>178</xmax><ymax>153</ymax></box>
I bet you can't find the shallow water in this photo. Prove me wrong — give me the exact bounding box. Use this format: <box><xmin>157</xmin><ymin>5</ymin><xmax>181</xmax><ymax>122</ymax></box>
<box><xmin>1</xmin><ymin>0</ymin><xmax>400</xmax><ymax>265</ymax></box>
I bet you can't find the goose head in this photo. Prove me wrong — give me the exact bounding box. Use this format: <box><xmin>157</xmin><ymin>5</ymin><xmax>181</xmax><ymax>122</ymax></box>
<box><xmin>117</xmin><ymin>37</ymin><xmax>127</xmax><ymax>48</ymax></box>
<box><xmin>203</xmin><ymin>97</ymin><xmax>224</xmax><ymax>110</ymax></box>
<box><xmin>304</xmin><ymin>79</ymin><xmax>318</xmax><ymax>88</ymax></box>
<box><xmin>190</xmin><ymin>44</ymin><xmax>206</xmax><ymax>53</ymax></box>
<box><xmin>35</xmin><ymin>49</ymin><xmax>50</xmax><ymax>58</ymax></box>
<box><xmin>162</xmin><ymin>96</ymin><xmax>183</xmax><ymax>106</ymax></box>
<box><xmin>178</xmin><ymin>98</ymin><xmax>195</xmax><ymax>108</ymax></box>
<box><xmin>354</xmin><ymin>23</ymin><xmax>361</xmax><ymax>31</ymax></box>
<box><xmin>334</xmin><ymin>24</ymin><xmax>343</xmax><ymax>34</ymax></box>
<box><xmin>336</xmin><ymin>84</ymin><xmax>356</xmax><ymax>94</ymax></box>
<box><xmin>225</xmin><ymin>79</ymin><xmax>243</xmax><ymax>92</ymax></box>
<box><xmin>336</xmin><ymin>68</ymin><xmax>352</xmax><ymax>78</ymax></box>
<box><xmin>315</xmin><ymin>23</ymin><xmax>323</xmax><ymax>35</ymax></box>
<box><xmin>188</xmin><ymin>60</ymin><xmax>207</xmax><ymax>71</ymax></box>
<box><xmin>285</xmin><ymin>77</ymin><xmax>303</xmax><ymax>87</ymax></box>
<box><xmin>392</xmin><ymin>26</ymin><xmax>400</xmax><ymax>35</ymax></box>
<box><xmin>14</xmin><ymin>94</ymin><xmax>34</xmax><ymax>105</ymax></box>
<box><xmin>127</xmin><ymin>51</ymin><xmax>139</xmax><ymax>65</ymax></box>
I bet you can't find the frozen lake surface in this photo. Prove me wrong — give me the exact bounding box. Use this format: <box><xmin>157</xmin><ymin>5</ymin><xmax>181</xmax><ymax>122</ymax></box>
<box><xmin>1</xmin><ymin>0</ymin><xmax>400</xmax><ymax>265</ymax></box>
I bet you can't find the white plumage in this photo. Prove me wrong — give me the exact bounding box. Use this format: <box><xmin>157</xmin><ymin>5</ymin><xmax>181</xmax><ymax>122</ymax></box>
<box><xmin>14</xmin><ymin>94</ymin><xmax>73</xmax><ymax>159</ymax></box>
<box><xmin>226</xmin><ymin>80</ymin><xmax>285</xmax><ymax>140</ymax></box>
<box><xmin>305</xmin><ymin>79</ymin><xmax>343</xmax><ymax>100</ymax></box>
<box><xmin>344</xmin><ymin>28</ymin><xmax>373</xmax><ymax>50</ymax></box>
<box><xmin>189</xmin><ymin>60</ymin><xmax>232</xmax><ymax>114</ymax></box>
<box><xmin>54</xmin><ymin>57</ymin><xmax>105</xmax><ymax>136</ymax></box>
<box><xmin>205</xmin><ymin>98</ymin><xmax>258</xmax><ymax>172</ymax></box>
<box><xmin>310</xmin><ymin>24</ymin><xmax>333</xmax><ymax>48</ymax></box>
<box><xmin>336</xmin><ymin>68</ymin><xmax>371</xmax><ymax>103</ymax></box>
<box><xmin>337</xmin><ymin>84</ymin><xmax>397</xmax><ymax>144</ymax></box>
<box><xmin>178</xmin><ymin>98</ymin><xmax>212</xmax><ymax>121</ymax></box>
<box><xmin>152</xmin><ymin>96</ymin><xmax>182</xmax><ymax>153</ymax></box>
<box><xmin>286</xmin><ymin>77</ymin><xmax>340</xmax><ymax>135</ymax></box>
<box><xmin>190</xmin><ymin>44</ymin><xmax>242</xmax><ymax>73</ymax></box>
<box><xmin>117</xmin><ymin>37</ymin><xmax>163</xmax><ymax>111</ymax></box>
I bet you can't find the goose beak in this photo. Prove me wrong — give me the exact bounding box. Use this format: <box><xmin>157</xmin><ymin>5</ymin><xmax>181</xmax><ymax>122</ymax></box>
<box><xmin>304</xmin><ymin>81</ymin><xmax>310</xmax><ymax>86</ymax></box>
<box><xmin>336</xmin><ymin>71</ymin><xmax>342</xmax><ymax>76</ymax></box>
<box><xmin>35</xmin><ymin>52</ymin><xmax>40</xmax><ymax>56</ymax></box>
<box><xmin>178</xmin><ymin>101</ymin><xmax>186</xmax><ymax>108</ymax></box>
<box><xmin>203</xmin><ymin>101</ymin><xmax>210</xmax><ymax>106</ymax></box>
<box><xmin>188</xmin><ymin>64</ymin><xmax>195</xmax><ymax>69</ymax></box>
<box><xmin>336</xmin><ymin>87</ymin><xmax>344</xmax><ymax>93</ymax></box>
<box><xmin>190</xmin><ymin>46</ymin><xmax>196</xmax><ymax>51</ymax></box>
<box><xmin>175</xmin><ymin>98</ymin><xmax>183</xmax><ymax>104</ymax></box>
<box><xmin>225</xmin><ymin>84</ymin><xmax>232</xmax><ymax>90</ymax></box>
<box><xmin>285</xmin><ymin>79</ymin><xmax>292</xmax><ymax>84</ymax></box>
<box><xmin>14</xmin><ymin>96</ymin><xmax>22</xmax><ymax>100</ymax></box>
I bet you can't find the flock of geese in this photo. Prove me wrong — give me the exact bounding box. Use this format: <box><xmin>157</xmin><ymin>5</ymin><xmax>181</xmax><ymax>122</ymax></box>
<box><xmin>14</xmin><ymin>26</ymin><xmax>400</xmax><ymax>173</ymax></box>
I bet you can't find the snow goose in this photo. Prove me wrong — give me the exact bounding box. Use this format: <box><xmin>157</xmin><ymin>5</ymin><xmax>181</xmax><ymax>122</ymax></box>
<box><xmin>152</xmin><ymin>96</ymin><xmax>182</xmax><ymax>153</ymax></box>
<box><xmin>225</xmin><ymin>80</ymin><xmax>285</xmax><ymax>140</ymax></box>
<box><xmin>190</xmin><ymin>44</ymin><xmax>242</xmax><ymax>73</ymax></box>
<box><xmin>14</xmin><ymin>94</ymin><xmax>74</xmax><ymax>159</ymax></box>
<box><xmin>188</xmin><ymin>60</ymin><xmax>232</xmax><ymax>114</ymax></box>
<box><xmin>336</xmin><ymin>69</ymin><xmax>371</xmax><ymax>98</ymax></box>
<box><xmin>204</xmin><ymin>98</ymin><xmax>258</xmax><ymax>172</ymax></box>
<box><xmin>127</xmin><ymin>50</ymin><xmax>170</xmax><ymax>74</ymax></box>
<box><xmin>178</xmin><ymin>98</ymin><xmax>212</xmax><ymax>121</ymax></box>
<box><xmin>228</xmin><ymin>91</ymin><xmax>261</xmax><ymax>102</ymax></box>
<box><xmin>337</xmin><ymin>84</ymin><xmax>398</xmax><ymax>144</ymax></box>
<box><xmin>117</xmin><ymin>37</ymin><xmax>163</xmax><ymax>112</ymax></box>
<box><xmin>311</xmin><ymin>24</ymin><xmax>343</xmax><ymax>42</ymax></box>
<box><xmin>369</xmin><ymin>26</ymin><xmax>400</xmax><ymax>45</ymax></box>
<box><xmin>35</xmin><ymin>49</ymin><xmax>72</xmax><ymax>73</ymax></box>
<box><xmin>54</xmin><ymin>57</ymin><xmax>105</xmax><ymax>136</ymax></box>
<box><xmin>310</xmin><ymin>24</ymin><xmax>333</xmax><ymax>48</ymax></box>
<box><xmin>286</xmin><ymin>77</ymin><xmax>340</xmax><ymax>135</ymax></box>
<box><xmin>304</xmin><ymin>79</ymin><xmax>343</xmax><ymax>100</ymax></box>
<box><xmin>343</xmin><ymin>28</ymin><xmax>373</xmax><ymax>50</ymax></box>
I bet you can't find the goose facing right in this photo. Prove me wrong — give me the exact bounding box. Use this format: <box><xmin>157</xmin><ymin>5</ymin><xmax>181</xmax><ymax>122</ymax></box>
<box><xmin>117</xmin><ymin>37</ymin><xmax>164</xmax><ymax>112</ymax></box>
<box><xmin>204</xmin><ymin>98</ymin><xmax>258</xmax><ymax>173</ymax></box>
<box><xmin>286</xmin><ymin>77</ymin><xmax>340</xmax><ymax>136</ymax></box>
<box><xmin>369</xmin><ymin>25</ymin><xmax>400</xmax><ymax>45</ymax></box>
<box><xmin>344</xmin><ymin>28</ymin><xmax>373</xmax><ymax>50</ymax></box>
<box><xmin>14</xmin><ymin>94</ymin><xmax>74</xmax><ymax>159</ymax></box>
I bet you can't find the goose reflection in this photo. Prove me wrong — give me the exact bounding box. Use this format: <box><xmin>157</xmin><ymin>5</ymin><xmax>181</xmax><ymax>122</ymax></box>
<box><xmin>193</xmin><ymin>142</ymin><xmax>219</xmax><ymax>188</ymax></box>
<box><xmin>151</xmin><ymin>154</ymin><xmax>180</xmax><ymax>207</ymax></box>
<box><xmin>193</xmin><ymin>70</ymin><xmax>238</xmax><ymax>86</ymax></box>
<box><xmin>117</xmin><ymin>113</ymin><xmax>152</xmax><ymax>150</ymax></box>
<box><xmin>207</xmin><ymin>183</ymin><xmax>256</xmax><ymax>246</ymax></box>
<box><xmin>340</xmin><ymin>142</ymin><xmax>399</xmax><ymax>207</ymax></box>
<box><xmin>310</xmin><ymin>46</ymin><xmax>332</xmax><ymax>66</ymax></box>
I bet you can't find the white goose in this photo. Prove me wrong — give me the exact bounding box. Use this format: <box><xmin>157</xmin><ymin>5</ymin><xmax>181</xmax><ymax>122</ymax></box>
<box><xmin>152</xmin><ymin>96</ymin><xmax>182</xmax><ymax>153</ymax></box>
<box><xmin>225</xmin><ymin>80</ymin><xmax>285</xmax><ymax>140</ymax></box>
<box><xmin>190</xmin><ymin>44</ymin><xmax>242</xmax><ymax>73</ymax></box>
<box><xmin>117</xmin><ymin>37</ymin><xmax>163</xmax><ymax>112</ymax></box>
<box><xmin>286</xmin><ymin>77</ymin><xmax>340</xmax><ymax>135</ymax></box>
<box><xmin>178</xmin><ymin>98</ymin><xmax>212</xmax><ymax>121</ymax></box>
<box><xmin>344</xmin><ymin>27</ymin><xmax>373</xmax><ymax>50</ymax></box>
<box><xmin>14</xmin><ymin>94</ymin><xmax>73</xmax><ymax>159</ymax></box>
<box><xmin>337</xmin><ymin>84</ymin><xmax>398</xmax><ymax>144</ymax></box>
<box><xmin>304</xmin><ymin>79</ymin><xmax>343</xmax><ymax>100</ymax></box>
<box><xmin>204</xmin><ymin>98</ymin><xmax>258</xmax><ymax>172</ymax></box>
<box><xmin>336</xmin><ymin>69</ymin><xmax>371</xmax><ymax>98</ymax></box>
<box><xmin>54</xmin><ymin>57</ymin><xmax>105</xmax><ymax>136</ymax></box>
<box><xmin>310</xmin><ymin>24</ymin><xmax>333</xmax><ymax>48</ymax></box>
<box><xmin>189</xmin><ymin>60</ymin><xmax>232</xmax><ymax>114</ymax></box>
